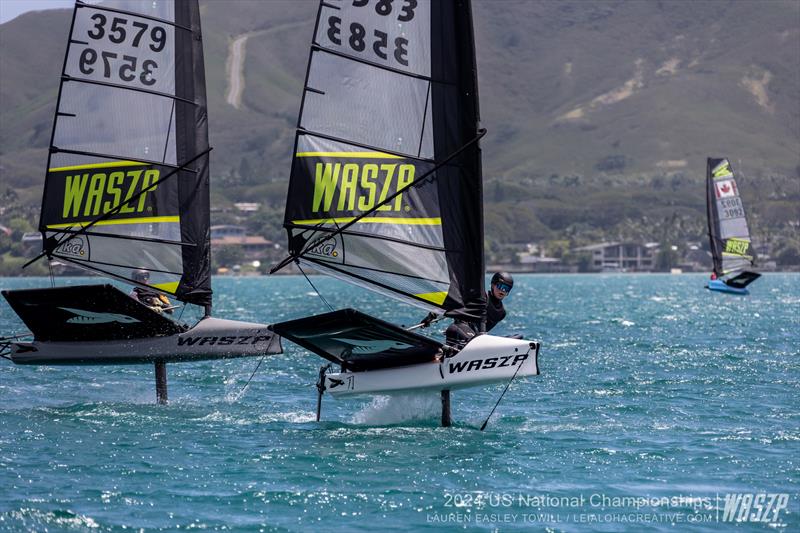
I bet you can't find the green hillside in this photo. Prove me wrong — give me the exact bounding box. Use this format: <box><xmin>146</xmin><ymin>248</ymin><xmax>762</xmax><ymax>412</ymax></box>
<box><xmin>0</xmin><ymin>0</ymin><xmax>798</xmax><ymax>256</ymax></box>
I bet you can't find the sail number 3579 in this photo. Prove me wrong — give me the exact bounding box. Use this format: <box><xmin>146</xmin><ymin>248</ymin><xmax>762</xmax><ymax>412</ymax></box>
<box><xmin>78</xmin><ymin>13</ymin><xmax>167</xmax><ymax>86</ymax></box>
<box><xmin>327</xmin><ymin>0</ymin><xmax>417</xmax><ymax>67</ymax></box>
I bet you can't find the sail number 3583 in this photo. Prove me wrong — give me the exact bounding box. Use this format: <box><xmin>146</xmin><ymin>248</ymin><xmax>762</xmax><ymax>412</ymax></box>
<box><xmin>327</xmin><ymin>0</ymin><xmax>417</xmax><ymax>67</ymax></box>
<box><xmin>78</xmin><ymin>13</ymin><xmax>167</xmax><ymax>86</ymax></box>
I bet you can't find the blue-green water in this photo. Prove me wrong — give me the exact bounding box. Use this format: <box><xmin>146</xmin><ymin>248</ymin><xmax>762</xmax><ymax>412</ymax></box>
<box><xmin>1</xmin><ymin>274</ymin><xmax>798</xmax><ymax>532</ymax></box>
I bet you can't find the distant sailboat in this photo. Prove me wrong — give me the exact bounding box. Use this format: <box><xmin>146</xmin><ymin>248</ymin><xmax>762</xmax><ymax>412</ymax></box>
<box><xmin>1</xmin><ymin>0</ymin><xmax>281</xmax><ymax>402</ymax></box>
<box><xmin>705</xmin><ymin>158</ymin><xmax>761</xmax><ymax>295</ymax></box>
<box><xmin>269</xmin><ymin>0</ymin><xmax>540</xmax><ymax>426</ymax></box>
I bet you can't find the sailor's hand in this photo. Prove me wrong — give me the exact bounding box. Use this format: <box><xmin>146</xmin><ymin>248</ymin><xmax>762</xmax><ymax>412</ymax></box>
<box><xmin>421</xmin><ymin>312</ymin><xmax>438</xmax><ymax>327</ymax></box>
<box><xmin>149</xmin><ymin>306</ymin><xmax>163</xmax><ymax>314</ymax></box>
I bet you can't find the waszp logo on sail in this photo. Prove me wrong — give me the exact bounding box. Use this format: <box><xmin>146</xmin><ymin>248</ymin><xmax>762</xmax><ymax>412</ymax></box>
<box><xmin>312</xmin><ymin>162</ymin><xmax>415</xmax><ymax>213</ymax></box>
<box><xmin>724</xmin><ymin>237</ymin><xmax>750</xmax><ymax>256</ymax></box>
<box><xmin>719</xmin><ymin>493</ymin><xmax>789</xmax><ymax>524</ymax></box>
<box><xmin>61</xmin><ymin>168</ymin><xmax>161</xmax><ymax>219</ymax></box>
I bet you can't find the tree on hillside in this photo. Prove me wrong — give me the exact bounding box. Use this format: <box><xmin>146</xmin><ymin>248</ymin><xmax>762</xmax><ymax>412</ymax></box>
<box><xmin>655</xmin><ymin>246</ymin><xmax>678</xmax><ymax>272</ymax></box>
<box><xmin>213</xmin><ymin>245</ymin><xmax>244</xmax><ymax>270</ymax></box>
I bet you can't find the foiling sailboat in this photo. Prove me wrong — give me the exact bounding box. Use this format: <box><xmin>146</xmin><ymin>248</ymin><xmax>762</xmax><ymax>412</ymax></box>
<box><xmin>704</xmin><ymin>158</ymin><xmax>761</xmax><ymax>295</ymax></box>
<box><xmin>269</xmin><ymin>0</ymin><xmax>540</xmax><ymax>426</ymax></box>
<box><xmin>1</xmin><ymin>0</ymin><xmax>281</xmax><ymax>402</ymax></box>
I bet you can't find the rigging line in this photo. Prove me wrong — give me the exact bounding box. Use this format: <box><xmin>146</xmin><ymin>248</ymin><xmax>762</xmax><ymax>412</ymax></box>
<box><xmin>48</xmin><ymin>148</ymin><xmax>199</xmax><ymax>173</ymax></box>
<box><xmin>311</xmin><ymin>257</ymin><xmax>449</xmax><ymax>285</ymax></box>
<box><xmin>301</xmin><ymin>257</ymin><xmax>444</xmax><ymax>311</ymax></box>
<box><xmin>232</xmin><ymin>354</ymin><xmax>267</xmax><ymax>402</ymax></box>
<box><xmin>0</xmin><ymin>332</ymin><xmax>33</xmax><ymax>341</ymax></box>
<box><xmin>46</xmin><ymin>255</ymin><xmax>181</xmax><ymax>276</ymax></box>
<box><xmin>270</xmin><ymin>128</ymin><xmax>487</xmax><ymax>274</ymax></box>
<box><xmin>289</xmin><ymin>223</ymin><xmax>447</xmax><ymax>252</ymax></box>
<box><xmin>24</xmin><ymin>147</ymin><xmax>212</xmax><ymax>269</ymax></box>
<box><xmin>297</xmin><ymin>261</ymin><xmax>335</xmax><ymax>313</ymax></box>
<box><xmin>44</xmin><ymin>230</ymin><xmax>196</xmax><ymax>248</ymax></box>
<box><xmin>479</xmin><ymin>348</ymin><xmax>530</xmax><ymax>431</ymax></box>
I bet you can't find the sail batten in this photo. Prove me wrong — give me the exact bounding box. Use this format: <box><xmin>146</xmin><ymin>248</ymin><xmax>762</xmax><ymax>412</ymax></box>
<box><xmin>60</xmin><ymin>75</ymin><xmax>199</xmax><ymax>105</ymax></box>
<box><xmin>38</xmin><ymin>0</ymin><xmax>212</xmax><ymax>305</ymax></box>
<box><xmin>308</xmin><ymin>44</ymin><xmax>454</xmax><ymax>84</ymax></box>
<box><xmin>75</xmin><ymin>2</ymin><xmax>192</xmax><ymax>30</ymax></box>
<box><xmin>295</xmin><ymin>130</ymin><xmax>438</xmax><ymax>163</ymax></box>
<box><xmin>49</xmin><ymin>148</ymin><xmax>200</xmax><ymax>172</ymax></box>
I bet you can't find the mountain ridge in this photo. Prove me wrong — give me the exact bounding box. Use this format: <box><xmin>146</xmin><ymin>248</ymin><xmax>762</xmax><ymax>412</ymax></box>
<box><xmin>0</xmin><ymin>0</ymin><xmax>797</xmax><ymax>248</ymax></box>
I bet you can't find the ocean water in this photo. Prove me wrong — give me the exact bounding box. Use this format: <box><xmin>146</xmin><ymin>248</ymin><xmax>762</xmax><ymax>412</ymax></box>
<box><xmin>0</xmin><ymin>273</ymin><xmax>797</xmax><ymax>532</ymax></box>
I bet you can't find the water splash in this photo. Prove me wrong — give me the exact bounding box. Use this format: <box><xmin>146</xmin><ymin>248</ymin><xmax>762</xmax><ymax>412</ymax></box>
<box><xmin>350</xmin><ymin>392</ymin><xmax>440</xmax><ymax>425</ymax></box>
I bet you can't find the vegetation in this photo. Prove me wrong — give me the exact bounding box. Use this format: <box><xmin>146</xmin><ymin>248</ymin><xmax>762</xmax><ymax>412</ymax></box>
<box><xmin>1</xmin><ymin>1</ymin><xmax>798</xmax><ymax>273</ymax></box>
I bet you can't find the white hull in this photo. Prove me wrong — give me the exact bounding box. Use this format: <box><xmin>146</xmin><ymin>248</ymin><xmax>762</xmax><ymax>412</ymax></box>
<box><xmin>9</xmin><ymin>317</ymin><xmax>281</xmax><ymax>365</ymax></box>
<box><xmin>324</xmin><ymin>334</ymin><xmax>539</xmax><ymax>397</ymax></box>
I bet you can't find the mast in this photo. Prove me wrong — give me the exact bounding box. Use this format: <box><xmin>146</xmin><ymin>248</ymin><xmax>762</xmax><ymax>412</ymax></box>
<box><xmin>706</xmin><ymin>158</ymin><xmax>723</xmax><ymax>276</ymax></box>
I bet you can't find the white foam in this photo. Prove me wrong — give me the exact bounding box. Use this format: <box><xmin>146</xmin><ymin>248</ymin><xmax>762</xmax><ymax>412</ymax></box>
<box><xmin>350</xmin><ymin>392</ymin><xmax>440</xmax><ymax>425</ymax></box>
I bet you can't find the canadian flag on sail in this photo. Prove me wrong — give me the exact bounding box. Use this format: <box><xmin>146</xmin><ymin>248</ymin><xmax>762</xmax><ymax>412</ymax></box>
<box><xmin>715</xmin><ymin>179</ymin><xmax>737</xmax><ymax>198</ymax></box>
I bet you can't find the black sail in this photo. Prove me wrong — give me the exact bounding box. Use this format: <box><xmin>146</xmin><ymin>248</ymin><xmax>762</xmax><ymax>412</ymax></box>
<box><xmin>38</xmin><ymin>0</ymin><xmax>211</xmax><ymax>306</ymax></box>
<box><xmin>706</xmin><ymin>158</ymin><xmax>756</xmax><ymax>277</ymax></box>
<box><xmin>282</xmin><ymin>0</ymin><xmax>485</xmax><ymax>321</ymax></box>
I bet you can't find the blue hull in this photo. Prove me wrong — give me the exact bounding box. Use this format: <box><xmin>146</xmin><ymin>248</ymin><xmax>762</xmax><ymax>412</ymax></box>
<box><xmin>706</xmin><ymin>279</ymin><xmax>749</xmax><ymax>295</ymax></box>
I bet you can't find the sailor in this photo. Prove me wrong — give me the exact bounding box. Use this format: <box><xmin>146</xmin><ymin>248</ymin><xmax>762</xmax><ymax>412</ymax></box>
<box><xmin>485</xmin><ymin>271</ymin><xmax>512</xmax><ymax>332</ymax></box>
<box><xmin>421</xmin><ymin>271</ymin><xmax>514</xmax><ymax>347</ymax></box>
<box><xmin>130</xmin><ymin>269</ymin><xmax>173</xmax><ymax>314</ymax></box>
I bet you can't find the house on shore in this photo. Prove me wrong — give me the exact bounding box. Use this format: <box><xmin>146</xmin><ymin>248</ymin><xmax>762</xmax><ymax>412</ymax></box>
<box><xmin>573</xmin><ymin>242</ymin><xmax>658</xmax><ymax>272</ymax></box>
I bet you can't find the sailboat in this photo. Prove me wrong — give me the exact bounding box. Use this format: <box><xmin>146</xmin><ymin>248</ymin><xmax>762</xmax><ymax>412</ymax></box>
<box><xmin>705</xmin><ymin>158</ymin><xmax>761</xmax><ymax>295</ymax></box>
<box><xmin>1</xmin><ymin>0</ymin><xmax>281</xmax><ymax>401</ymax></box>
<box><xmin>269</xmin><ymin>0</ymin><xmax>540</xmax><ymax>425</ymax></box>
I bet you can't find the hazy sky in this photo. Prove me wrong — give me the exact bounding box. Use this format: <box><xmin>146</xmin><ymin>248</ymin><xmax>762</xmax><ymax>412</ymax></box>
<box><xmin>0</xmin><ymin>0</ymin><xmax>73</xmax><ymax>24</ymax></box>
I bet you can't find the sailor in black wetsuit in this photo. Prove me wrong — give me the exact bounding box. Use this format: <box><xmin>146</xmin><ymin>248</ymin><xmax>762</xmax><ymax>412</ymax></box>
<box><xmin>440</xmin><ymin>271</ymin><xmax>513</xmax><ymax>348</ymax></box>
<box><xmin>129</xmin><ymin>269</ymin><xmax>174</xmax><ymax>314</ymax></box>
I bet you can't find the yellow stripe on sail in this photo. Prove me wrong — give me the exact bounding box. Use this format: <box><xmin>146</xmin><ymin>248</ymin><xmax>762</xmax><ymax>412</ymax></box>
<box><xmin>722</xmin><ymin>252</ymin><xmax>753</xmax><ymax>260</ymax></box>
<box><xmin>415</xmin><ymin>291</ymin><xmax>448</xmax><ymax>305</ymax></box>
<box><xmin>46</xmin><ymin>216</ymin><xmax>180</xmax><ymax>229</ymax></box>
<box><xmin>295</xmin><ymin>151</ymin><xmax>402</xmax><ymax>159</ymax></box>
<box><xmin>152</xmin><ymin>281</ymin><xmax>180</xmax><ymax>294</ymax></box>
<box><xmin>48</xmin><ymin>160</ymin><xmax>148</xmax><ymax>172</ymax></box>
<box><xmin>292</xmin><ymin>217</ymin><xmax>441</xmax><ymax>226</ymax></box>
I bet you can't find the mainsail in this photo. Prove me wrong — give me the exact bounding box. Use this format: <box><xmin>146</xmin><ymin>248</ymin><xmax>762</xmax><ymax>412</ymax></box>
<box><xmin>706</xmin><ymin>158</ymin><xmax>757</xmax><ymax>277</ymax></box>
<box><xmin>278</xmin><ymin>0</ymin><xmax>486</xmax><ymax>321</ymax></box>
<box><xmin>38</xmin><ymin>0</ymin><xmax>211</xmax><ymax>306</ymax></box>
